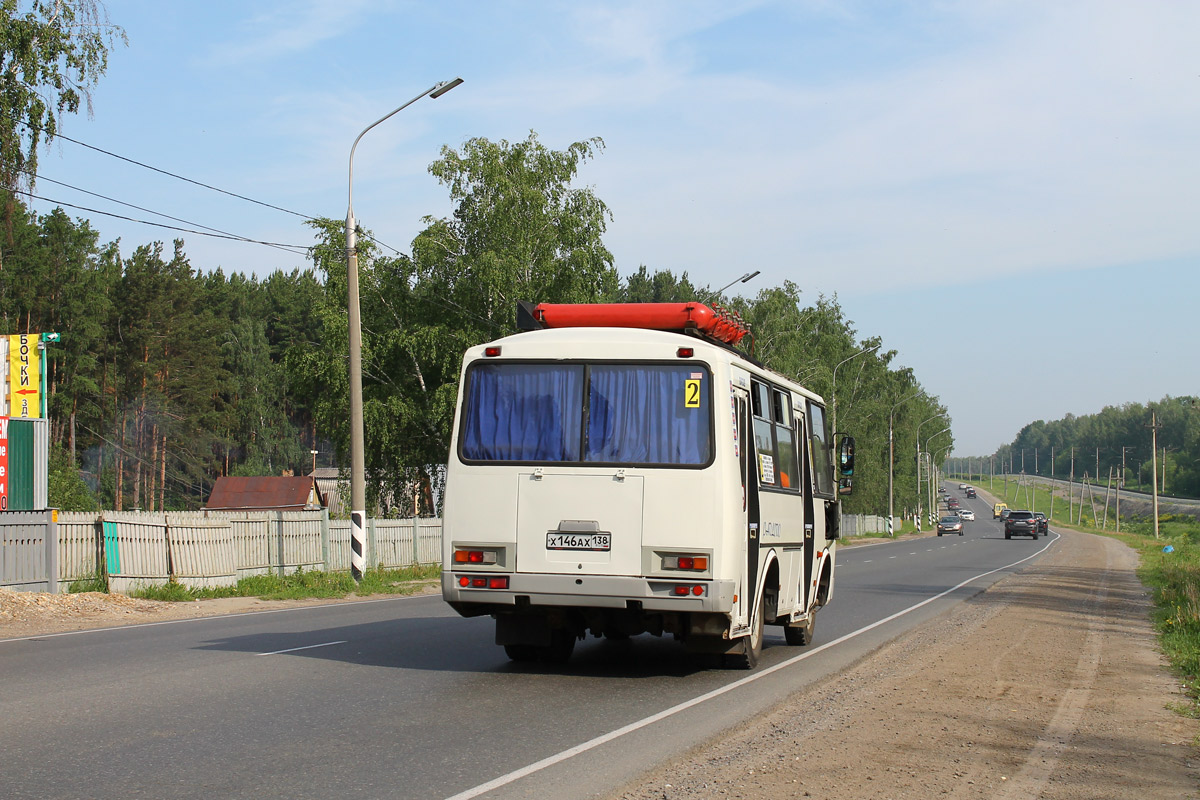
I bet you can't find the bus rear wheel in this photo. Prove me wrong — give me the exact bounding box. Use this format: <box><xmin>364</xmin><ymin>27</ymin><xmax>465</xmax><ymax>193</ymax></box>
<box><xmin>784</xmin><ymin>609</ymin><xmax>816</xmax><ymax>646</ymax></box>
<box><xmin>725</xmin><ymin>591</ymin><xmax>764</xmax><ymax>669</ymax></box>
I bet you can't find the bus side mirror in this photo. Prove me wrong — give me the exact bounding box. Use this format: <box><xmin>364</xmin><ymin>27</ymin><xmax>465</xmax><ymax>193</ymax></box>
<box><xmin>838</xmin><ymin>435</ymin><xmax>856</xmax><ymax>477</ymax></box>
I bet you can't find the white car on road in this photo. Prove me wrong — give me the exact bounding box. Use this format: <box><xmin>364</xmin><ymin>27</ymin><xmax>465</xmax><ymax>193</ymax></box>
<box><xmin>957</xmin><ymin>509</ymin><xmax>976</xmax><ymax>521</ymax></box>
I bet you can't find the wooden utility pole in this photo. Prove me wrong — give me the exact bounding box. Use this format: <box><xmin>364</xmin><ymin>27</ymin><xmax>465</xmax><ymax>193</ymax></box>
<box><xmin>1147</xmin><ymin>411</ymin><xmax>1162</xmax><ymax>539</ymax></box>
<box><xmin>1068</xmin><ymin>447</ymin><xmax>1075</xmax><ymax>525</ymax></box>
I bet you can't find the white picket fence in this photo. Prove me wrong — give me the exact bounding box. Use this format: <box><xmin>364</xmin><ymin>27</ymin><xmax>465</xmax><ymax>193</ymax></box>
<box><xmin>34</xmin><ymin>510</ymin><xmax>443</xmax><ymax>593</ymax></box>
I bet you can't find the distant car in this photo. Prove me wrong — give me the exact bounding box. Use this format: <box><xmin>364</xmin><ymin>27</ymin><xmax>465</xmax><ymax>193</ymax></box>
<box><xmin>1005</xmin><ymin>510</ymin><xmax>1038</xmax><ymax>539</ymax></box>
<box><xmin>937</xmin><ymin>515</ymin><xmax>964</xmax><ymax>536</ymax></box>
<box><xmin>959</xmin><ymin>483</ymin><xmax>967</xmax><ymax>490</ymax></box>
<box><xmin>1033</xmin><ymin>512</ymin><xmax>1048</xmax><ymax>536</ymax></box>
<box><xmin>958</xmin><ymin>509</ymin><xmax>976</xmax><ymax>521</ymax></box>
<box><xmin>999</xmin><ymin>508</ymin><xmax>1012</xmax><ymax>523</ymax></box>
<box><xmin>966</xmin><ymin>488</ymin><xmax>977</xmax><ymax>498</ymax></box>
<box><xmin>947</xmin><ymin>497</ymin><xmax>960</xmax><ymax>509</ymax></box>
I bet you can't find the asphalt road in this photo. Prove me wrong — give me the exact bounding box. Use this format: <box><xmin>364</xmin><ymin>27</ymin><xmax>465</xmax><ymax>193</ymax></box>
<box><xmin>0</xmin><ymin>489</ymin><xmax>1055</xmax><ymax>800</ymax></box>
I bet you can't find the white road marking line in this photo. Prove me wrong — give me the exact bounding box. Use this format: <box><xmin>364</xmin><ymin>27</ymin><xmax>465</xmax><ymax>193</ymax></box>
<box><xmin>441</xmin><ymin>534</ymin><xmax>1059</xmax><ymax>800</ymax></box>
<box><xmin>257</xmin><ymin>640</ymin><xmax>346</xmax><ymax>657</ymax></box>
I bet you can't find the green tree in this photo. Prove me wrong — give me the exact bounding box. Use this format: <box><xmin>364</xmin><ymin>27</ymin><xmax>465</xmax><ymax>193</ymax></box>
<box><xmin>412</xmin><ymin>131</ymin><xmax>618</xmax><ymax>334</ymax></box>
<box><xmin>0</xmin><ymin>0</ymin><xmax>125</xmax><ymax>194</ymax></box>
<box><xmin>47</xmin><ymin>443</ymin><xmax>96</xmax><ymax>510</ymax></box>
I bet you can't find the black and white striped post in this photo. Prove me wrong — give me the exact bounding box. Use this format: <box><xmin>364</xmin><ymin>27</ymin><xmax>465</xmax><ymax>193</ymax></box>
<box><xmin>343</xmin><ymin>78</ymin><xmax>463</xmax><ymax>581</ymax></box>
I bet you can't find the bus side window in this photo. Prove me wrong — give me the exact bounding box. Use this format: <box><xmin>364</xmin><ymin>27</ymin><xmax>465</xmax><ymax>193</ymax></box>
<box><xmin>773</xmin><ymin>390</ymin><xmax>799</xmax><ymax>492</ymax></box>
<box><xmin>751</xmin><ymin>381</ymin><xmax>776</xmax><ymax>487</ymax></box>
<box><xmin>807</xmin><ymin>402</ymin><xmax>834</xmax><ymax>497</ymax></box>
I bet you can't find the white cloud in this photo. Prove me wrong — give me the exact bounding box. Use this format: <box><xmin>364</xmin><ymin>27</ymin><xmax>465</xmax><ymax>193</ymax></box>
<box><xmin>203</xmin><ymin>0</ymin><xmax>380</xmax><ymax>66</ymax></box>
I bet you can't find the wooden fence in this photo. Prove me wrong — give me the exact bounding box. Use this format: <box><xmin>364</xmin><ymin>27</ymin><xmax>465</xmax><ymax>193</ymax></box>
<box><xmin>3</xmin><ymin>510</ymin><xmax>442</xmax><ymax>593</ymax></box>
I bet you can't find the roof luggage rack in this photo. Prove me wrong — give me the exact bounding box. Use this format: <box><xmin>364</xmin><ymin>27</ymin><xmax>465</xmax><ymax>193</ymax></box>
<box><xmin>516</xmin><ymin>301</ymin><xmax>752</xmax><ymax>350</ymax></box>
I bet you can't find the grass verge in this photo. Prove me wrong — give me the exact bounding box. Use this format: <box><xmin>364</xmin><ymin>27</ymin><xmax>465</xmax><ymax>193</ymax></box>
<box><xmin>127</xmin><ymin>564</ymin><xmax>441</xmax><ymax>602</ymax></box>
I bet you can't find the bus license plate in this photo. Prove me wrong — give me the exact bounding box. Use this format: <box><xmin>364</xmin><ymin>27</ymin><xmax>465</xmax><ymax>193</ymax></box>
<box><xmin>546</xmin><ymin>533</ymin><xmax>611</xmax><ymax>551</ymax></box>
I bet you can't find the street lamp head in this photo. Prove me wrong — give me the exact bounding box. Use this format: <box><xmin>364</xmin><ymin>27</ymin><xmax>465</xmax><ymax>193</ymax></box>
<box><xmin>430</xmin><ymin>77</ymin><xmax>464</xmax><ymax>98</ymax></box>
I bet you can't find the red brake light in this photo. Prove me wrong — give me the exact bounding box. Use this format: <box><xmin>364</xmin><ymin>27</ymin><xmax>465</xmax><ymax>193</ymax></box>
<box><xmin>677</xmin><ymin>347</ymin><xmax>694</xmax><ymax>358</ymax></box>
<box><xmin>678</xmin><ymin>556</ymin><xmax>694</xmax><ymax>570</ymax></box>
<box><xmin>471</xmin><ymin>577</ymin><xmax>487</xmax><ymax>588</ymax></box>
<box><xmin>673</xmin><ymin>585</ymin><xmax>689</xmax><ymax>596</ymax></box>
<box><xmin>484</xmin><ymin>346</ymin><xmax>502</xmax><ymax>357</ymax></box>
<box><xmin>468</xmin><ymin>551</ymin><xmax>484</xmax><ymax>563</ymax></box>
<box><xmin>488</xmin><ymin>577</ymin><xmax>509</xmax><ymax>589</ymax></box>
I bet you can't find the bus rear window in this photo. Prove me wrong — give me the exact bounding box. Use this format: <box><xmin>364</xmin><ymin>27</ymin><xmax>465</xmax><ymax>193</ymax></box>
<box><xmin>460</xmin><ymin>362</ymin><xmax>711</xmax><ymax>466</ymax></box>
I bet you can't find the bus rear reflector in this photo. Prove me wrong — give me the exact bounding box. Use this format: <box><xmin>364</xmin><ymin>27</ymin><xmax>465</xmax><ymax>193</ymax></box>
<box><xmin>484</xmin><ymin>346</ymin><xmax>502</xmax><ymax>357</ymax></box>
<box><xmin>457</xmin><ymin>574</ymin><xmax>510</xmax><ymax>590</ymax></box>
<box><xmin>673</xmin><ymin>586</ymin><xmax>689</xmax><ymax>596</ymax></box>
<box><xmin>692</xmin><ymin>585</ymin><xmax>704</xmax><ymax>596</ymax></box>
<box><xmin>676</xmin><ymin>347</ymin><xmax>694</xmax><ymax>358</ymax></box>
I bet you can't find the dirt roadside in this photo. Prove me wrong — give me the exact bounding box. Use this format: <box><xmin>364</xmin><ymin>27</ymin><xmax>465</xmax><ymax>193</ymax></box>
<box><xmin>0</xmin><ymin>584</ymin><xmax>440</xmax><ymax>639</ymax></box>
<box><xmin>610</xmin><ymin>528</ymin><xmax>1199</xmax><ymax>800</ymax></box>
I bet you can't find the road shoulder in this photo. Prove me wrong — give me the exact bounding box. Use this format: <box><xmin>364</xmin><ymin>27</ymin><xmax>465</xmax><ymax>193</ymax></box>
<box><xmin>610</xmin><ymin>529</ymin><xmax>1199</xmax><ymax>800</ymax></box>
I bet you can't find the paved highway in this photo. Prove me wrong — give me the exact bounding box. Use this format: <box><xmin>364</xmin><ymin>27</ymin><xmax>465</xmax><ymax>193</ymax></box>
<box><xmin>1</xmin><ymin>489</ymin><xmax>1055</xmax><ymax>800</ymax></box>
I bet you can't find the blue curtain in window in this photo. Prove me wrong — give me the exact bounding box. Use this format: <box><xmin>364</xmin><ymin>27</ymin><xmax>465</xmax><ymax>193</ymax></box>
<box><xmin>461</xmin><ymin>364</ymin><xmax>583</xmax><ymax>461</ymax></box>
<box><xmin>586</xmin><ymin>366</ymin><xmax>710</xmax><ymax>464</ymax></box>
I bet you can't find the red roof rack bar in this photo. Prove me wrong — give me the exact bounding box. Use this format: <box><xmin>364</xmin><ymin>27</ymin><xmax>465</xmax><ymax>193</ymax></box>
<box><xmin>532</xmin><ymin>302</ymin><xmax>749</xmax><ymax>345</ymax></box>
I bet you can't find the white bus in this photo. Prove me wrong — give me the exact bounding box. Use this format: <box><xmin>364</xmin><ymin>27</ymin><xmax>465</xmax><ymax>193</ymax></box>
<box><xmin>441</xmin><ymin>302</ymin><xmax>856</xmax><ymax>668</ymax></box>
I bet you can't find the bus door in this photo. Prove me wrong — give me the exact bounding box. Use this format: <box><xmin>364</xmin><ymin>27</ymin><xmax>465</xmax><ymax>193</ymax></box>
<box><xmin>798</xmin><ymin>409</ymin><xmax>816</xmax><ymax>610</ymax></box>
<box><xmin>737</xmin><ymin>391</ymin><xmax>760</xmax><ymax>626</ymax></box>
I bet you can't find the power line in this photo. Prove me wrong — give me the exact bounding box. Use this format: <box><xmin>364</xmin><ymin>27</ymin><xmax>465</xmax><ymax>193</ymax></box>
<box><xmin>77</xmin><ymin>423</ymin><xmax>211</xmax><ymax>498</ymax></box>
<box><xmin>11</xmin><ymin>111</ymin><xmax>406</xmax><ymax>256</ymax></box>
<box><xmin>28</xmin><ymin>172</ymin><xmax>312</xmax><ymax>257</ymax></box>
<box><xmin>12</xmin><ymin>187</ymin><xmax>312</xmax><ymax>253</ymax></box>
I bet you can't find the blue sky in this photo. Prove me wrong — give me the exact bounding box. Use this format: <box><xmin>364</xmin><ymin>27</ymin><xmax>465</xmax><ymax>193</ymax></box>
<box><xmin>24</xmin><ymin>0</ymin><xmax>1200</xmax><ymax>455</ymax></box>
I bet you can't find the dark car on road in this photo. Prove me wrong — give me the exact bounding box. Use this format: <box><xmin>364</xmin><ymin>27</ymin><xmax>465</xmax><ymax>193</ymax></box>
<box><xmin>966</xmin><ymin>488</ymin><xmax>977</xmax><ymax>498</ymax></box>
<box><xmin>1033</xmin><ymin>512</ymin><xmax>1048</xmax><ymax>536</ymax></box>
<box><xmin>1005</xmin><ymin>510</ymin><xmax>1039</xmax><ymax>539</ymax></box>
<box><xmin>937</xmin><ymin>515</ymin><xmax>964</xmax><ymax>536</ymax></box>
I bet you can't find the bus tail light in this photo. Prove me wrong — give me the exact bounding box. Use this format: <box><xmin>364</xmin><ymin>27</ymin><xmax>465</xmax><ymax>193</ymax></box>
<box><xmin>673</xmin><ymin>585</ymin><xmax>706</xmax><ymax>596</ymax></box>
<box><xmin>454</xmin><ymin>549</ymin><xmax>497</xmax><ymax>565</ymax></box>
<box><xmin>484</xmin><ymin>346</ymin><xmax>502</xmax><ymax>357</ymax></box>
<box><xmin>662</xmin><ymin>554</ymin><xmax>708</xmax><ymax>571</ymax></box>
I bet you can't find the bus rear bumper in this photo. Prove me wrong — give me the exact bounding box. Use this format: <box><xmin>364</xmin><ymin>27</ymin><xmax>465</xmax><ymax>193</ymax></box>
<box><xmin>442</xmin><ymin>571</ymin><xmax>735</xmax><ymax>615</ymax></box>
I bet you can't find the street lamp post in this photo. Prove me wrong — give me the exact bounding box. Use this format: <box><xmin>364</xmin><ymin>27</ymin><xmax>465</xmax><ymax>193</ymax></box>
<box><xmin>914</xmin><ymin>412</ymin><xmax>947</xmax><ymax>527</ymax></box>
<box><xmin>345</xmin><ymin>77</ymin><xmax>462</xmax><ymax>582</ymax></box>
<box><xmin>887</xmin><ymin>388</ymin><xmax>922</xmax><ymax>536</ymax></box>
<box><xmin>709</xmin><ymin>270</ymin><xmax>761</xmax><ymax>299</ymax></box>
<box><xmin>830</xmin><ymin>342</ymin><xmax>880</xmax><ymax>441</ymax></box>
<box><xmin>925</xmin><ymin>427</ymin><xmax>951</xmax><ymax>525</ymax></box>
